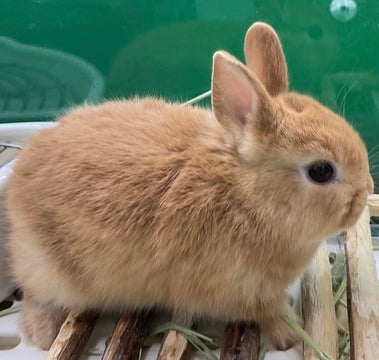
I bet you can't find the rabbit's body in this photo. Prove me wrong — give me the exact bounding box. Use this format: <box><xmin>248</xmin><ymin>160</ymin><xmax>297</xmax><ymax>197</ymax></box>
<box><xmin>8</xmin><ymin>97</ymin><xmax>324</xmax><ymax>314</ymax></box>
<box><xmin>9</xmin><ymin>99</ymin><xmax>250</xmax><ymax>314</ymax></box>
<box><xmin>6</xmin><ymin>23</ymin><xmax>373</xmax><ymax>350</ymax></box>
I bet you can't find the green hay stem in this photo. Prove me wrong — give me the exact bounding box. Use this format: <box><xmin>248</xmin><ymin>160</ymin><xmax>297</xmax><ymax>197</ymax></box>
<box><xmin>281</xmin><ymin>315</ymin><xmax>335</xmax><ymax>360</ymax></box>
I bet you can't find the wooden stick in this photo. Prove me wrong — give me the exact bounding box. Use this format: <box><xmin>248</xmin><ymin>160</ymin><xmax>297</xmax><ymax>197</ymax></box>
<box><xmin>181</xmin><ymin>90</ymin><xmax>211</xmax><ymax>106</ymax></box>
<box><xmin>101</xmin><ymin>310</ymin><xmax>151</xmax><ymax>360</ymax></box>
<box><xmin>157</xmin><ymin>313</ymin><xmax>194</xmax><ymax>360</ymax></box>
<box><xmin>220</xmin><ymin>322</ymin><xmax>260</xmax><ymax>360</ymax></box>
<box><xmin>344</xmin><ymin>206</ymin><xmax>379</xmax><ymax>359</ymax></box>
<box><xmin>368</xmin><ymin>194</ymin><xmax>379</xmax><ymax>216</ymax></box>
<box><xmin>301</xmin><ymin>241</ymin><xmax>338</xmax><ymax>359</ymax></box>
<box><xmin>47</xmin><ymin>311</ymin><xmax>99</xmax><ymax>360</ymax></box>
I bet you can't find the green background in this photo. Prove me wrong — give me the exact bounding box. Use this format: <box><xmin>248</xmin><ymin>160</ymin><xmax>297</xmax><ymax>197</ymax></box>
<box><xmin>0</xmin><ymin>0</ymin><xmax>378</xmax><ymax>185</ymax></box>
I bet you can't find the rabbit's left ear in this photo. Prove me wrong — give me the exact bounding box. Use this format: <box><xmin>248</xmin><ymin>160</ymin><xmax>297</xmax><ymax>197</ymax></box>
<box><xmin>211</xmin><ymin>51</ymin><xmax>273</xmax><ymax>145</ymax></box>
<box><xmin>244</xmin><ymin>22</ymin><xmax>288</xmax><ymax>96</ymax></box>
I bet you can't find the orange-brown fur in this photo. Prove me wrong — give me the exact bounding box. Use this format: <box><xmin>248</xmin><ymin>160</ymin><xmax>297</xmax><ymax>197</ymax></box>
<box><xmin>6</xmin><ymin>23</ymin><xmax>373</xmax><ymax>350</ymax></box>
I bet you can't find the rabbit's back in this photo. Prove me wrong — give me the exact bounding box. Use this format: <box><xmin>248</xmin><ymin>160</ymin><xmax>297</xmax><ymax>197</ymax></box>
<box><xmin>8</xmin><ymin>98</ymin><xmax>219</xmax><ymax>235</ymax></box>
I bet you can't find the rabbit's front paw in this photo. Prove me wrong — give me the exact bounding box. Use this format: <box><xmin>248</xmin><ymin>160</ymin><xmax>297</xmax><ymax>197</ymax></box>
<box><xmin>261</xmin><ymin>310</ymin><xmax>303</xmax><ymax>350</ymax></box>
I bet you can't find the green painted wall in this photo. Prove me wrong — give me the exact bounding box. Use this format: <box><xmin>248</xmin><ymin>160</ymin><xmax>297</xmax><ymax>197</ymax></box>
<box><xmin>0</xmin><ymin>0</ymin><xmax>378</xmax><ymax>183</ymax></box>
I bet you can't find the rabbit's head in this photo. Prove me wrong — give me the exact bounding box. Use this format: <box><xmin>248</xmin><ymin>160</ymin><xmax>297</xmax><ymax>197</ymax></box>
<box><xmin>211</xmin><ymin>23</ymin><xmax>373</xmax><ymax>243</ymax></box>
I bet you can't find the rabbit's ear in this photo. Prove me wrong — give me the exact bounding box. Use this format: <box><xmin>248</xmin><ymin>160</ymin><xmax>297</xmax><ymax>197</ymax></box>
<box><xmin>244</xmin><ymin>22</ymin><xmax>288</xmax><ymax>96</ymax></box>
<box><xmin>212</xmin><ymin>51</ymin><xmax>272</xmax><ymax>143</ymax></box>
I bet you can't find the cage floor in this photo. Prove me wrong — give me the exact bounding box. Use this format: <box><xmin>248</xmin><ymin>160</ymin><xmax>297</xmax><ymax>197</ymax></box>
<box><xmin>0</xmin><ymin>292</ymin><xmax>302</xmax><ymax>360</ymax></box>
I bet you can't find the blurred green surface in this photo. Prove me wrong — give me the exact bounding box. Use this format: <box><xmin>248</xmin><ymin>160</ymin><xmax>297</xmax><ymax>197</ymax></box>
<box><xmin>0</xmin><ymin>0</ymin><xmax>378</xmax><ymax>182</ymax></box>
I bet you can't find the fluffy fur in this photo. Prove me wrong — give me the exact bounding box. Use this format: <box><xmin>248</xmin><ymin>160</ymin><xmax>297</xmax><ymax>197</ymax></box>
<box><xmin>6</xmin><ymin>23</ymin><xmax>373</xmax><ymax>350</ymax></box>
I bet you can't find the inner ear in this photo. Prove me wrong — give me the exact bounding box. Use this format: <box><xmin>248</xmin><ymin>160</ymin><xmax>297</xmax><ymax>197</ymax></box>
<box><xmin>212</xmin><ymin>51</ymin><xmax>271</xmax><ymax>141</ymax></box>
<box><xmin>244</xmin><ymin>22</ymin><xmax>288</xmax><ymax>96</ymax></box>
<box><xmin>215</xmin><ymin>63</ymin><xmax>258</xmax><ymax>130</ymax></box>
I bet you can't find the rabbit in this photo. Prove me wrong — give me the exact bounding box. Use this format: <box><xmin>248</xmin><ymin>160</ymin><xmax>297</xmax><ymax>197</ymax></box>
<box><xmin>6</xmin><ymin>22</ymin><xmax>373</xmax><ymax>351</ymax></box>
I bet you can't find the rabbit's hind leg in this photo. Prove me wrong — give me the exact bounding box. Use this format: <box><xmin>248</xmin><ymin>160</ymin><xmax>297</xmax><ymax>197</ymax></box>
<box><xmin>21</xmin><ymin>294</ymin><xmax>68</xmax><ymax>350</ymax></box>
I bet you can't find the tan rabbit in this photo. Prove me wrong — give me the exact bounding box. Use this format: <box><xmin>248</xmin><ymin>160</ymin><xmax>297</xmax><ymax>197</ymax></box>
<box><xmin>6</xmin><ymin>23</ymin><xmax>373</xmax><ymax>351</ymax></box>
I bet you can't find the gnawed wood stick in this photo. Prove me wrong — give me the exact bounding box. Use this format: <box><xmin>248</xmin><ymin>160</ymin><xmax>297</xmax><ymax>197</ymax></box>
<box><xmin>102</xmin><ymin>310</ymin><xmax>151</xmax><ymax>360</ymax></box>
<box><xmin>157</xmin><ymin>313</ymin><xmax>194</xmax><ymax>360</ymax></box>
<box><xmin>220</xmin><ymin>322</ymin><xmax>260</xmax><ymax>360</ymax></box>
<box><xmin>301</xmin><ymin>241</ymin><xmax>337</xmax><ymax>359</ymax></box>
<box><xmin>344</xmin><ymin>206</ymin><xmax>379</xmax><ymax>360</ymax></box>
<box><xmin>47</xmin><ymin>311</ymin><xmax>99</xmax><ymax>360</ymax></box>
<box><xmin>368</xmin><ymin>194</ymin><xmax>379</xmax><ymax>216</ymax></box>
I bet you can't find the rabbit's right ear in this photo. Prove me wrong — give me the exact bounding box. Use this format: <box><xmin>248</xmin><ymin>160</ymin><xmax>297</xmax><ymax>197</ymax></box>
<box><xmin>244</xmin><ymin>22</ymin><xmax>288</xmax><ymax>96</ymax></box>
<box><xmin>212</xmin><ymin>51</ymin><xmax>273</xmax><ymax>146</ymax></box>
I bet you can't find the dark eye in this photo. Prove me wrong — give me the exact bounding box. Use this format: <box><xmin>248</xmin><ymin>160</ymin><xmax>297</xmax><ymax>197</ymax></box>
<box><xmin>307</xmin><ymin>161</ymin><xmax>335</xmax><ymax>184</ymax></box>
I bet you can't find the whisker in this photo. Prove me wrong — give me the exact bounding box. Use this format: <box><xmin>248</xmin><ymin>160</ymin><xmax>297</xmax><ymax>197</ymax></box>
<box><xmin>369</xmin><ymin>156</ymin><xmax>379</xmax><ymax>164</ymax></box>
<box><xmin>335</xmin><ymin>69</ymin><xmax>355</xmax><ymax>105</ymax></box>
<box><xmin>368</xmin><ymin>144</ymin><xmax>379</xmax><ymax>157</ymax></box>
<box><xmin>335</xmin><ymin>66</ymin><xmax>357</xmax><ymax>111</ymax></box>
<box><xmin>339</xmin><ymin>79</ymin><xmax>357</xmax><ymax>117</ymax></box>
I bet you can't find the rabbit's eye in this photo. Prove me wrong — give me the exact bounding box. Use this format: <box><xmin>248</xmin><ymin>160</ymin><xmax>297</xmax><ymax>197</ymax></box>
<box><xmin>307</xmin><ymin>161</ymin><xmax>335</xmax><ymax>184</ymax></box>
